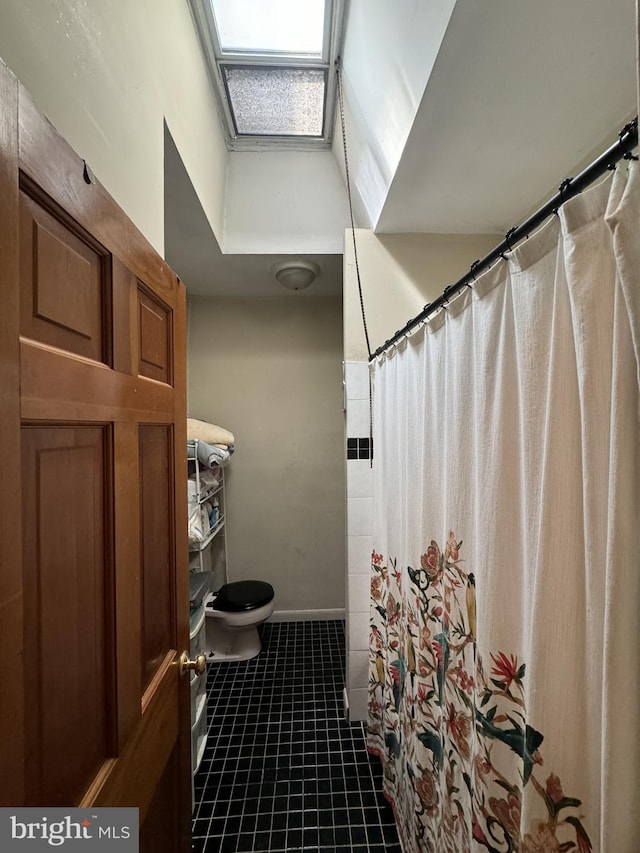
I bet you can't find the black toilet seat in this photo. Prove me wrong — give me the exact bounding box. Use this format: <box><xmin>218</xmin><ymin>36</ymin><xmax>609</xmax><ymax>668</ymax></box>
<box><xmin>208</xmin><ymin>580</ymin><xmax>275</xmax><ymax>613</ymax></box>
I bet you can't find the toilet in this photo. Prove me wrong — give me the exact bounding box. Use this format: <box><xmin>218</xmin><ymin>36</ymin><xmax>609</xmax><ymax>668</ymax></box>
<box><xmin>205</xmin><ymin>580</ymin><xmax>275</xmax><ymax>661</ymax></box>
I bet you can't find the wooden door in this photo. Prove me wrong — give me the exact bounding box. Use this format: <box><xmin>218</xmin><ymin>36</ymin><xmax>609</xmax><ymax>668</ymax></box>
<box><xmin>0</xmin><ymin>60</ymin><xmax>191</xmax><ymax>852</ymax></box>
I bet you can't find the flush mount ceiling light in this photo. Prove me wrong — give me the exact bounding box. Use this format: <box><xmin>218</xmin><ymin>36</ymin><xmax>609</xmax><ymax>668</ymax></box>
<box><xmin>270</xmin><ymin>259</ymin><xmax>320</xmax><ymax>291</ymax></box>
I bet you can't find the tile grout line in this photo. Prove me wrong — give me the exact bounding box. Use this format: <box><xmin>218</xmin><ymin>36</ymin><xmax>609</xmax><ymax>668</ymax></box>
<box><xmin>192</xmin><ymin>620</ymin><xmax>401</xmax><ymax>853</ymax></box>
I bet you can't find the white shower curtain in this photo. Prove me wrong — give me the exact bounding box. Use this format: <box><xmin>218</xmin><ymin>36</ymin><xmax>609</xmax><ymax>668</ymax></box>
<box><xmin>367</xmin><ymin>163</ymin><xmax>640</xmax><ymax>852</ymax></box>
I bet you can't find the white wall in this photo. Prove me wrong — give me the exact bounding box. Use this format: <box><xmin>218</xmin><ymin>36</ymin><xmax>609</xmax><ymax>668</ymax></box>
<box><xmin>187</xmin><ymin>295</ymin><xmax>346</xmax><ymax>619</ymax></box>
<box><xmin>0</xmin><ymin>0</ymin><xmax>228</xmax><ymax>253</ymax></box>
<box><xmin>224</xmin><ymin>150</ymin><xmax>350</xmax><ymax>255</ymax></box>
<box><xmin>334</xmin><ymin>0</ymin><xmax>456</xmax><ymax>228</ymax></box>
<box><xmin>344</xmin><ymin>230</ymin><xmax>498</xmax><ymax>360</ymax></box>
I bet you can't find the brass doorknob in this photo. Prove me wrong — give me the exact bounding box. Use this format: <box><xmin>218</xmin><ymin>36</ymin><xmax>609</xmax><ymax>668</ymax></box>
<box><xmin>179</xmin><ymin>651</ymin><xmax>206</xmax><ymax>678</ymax></box>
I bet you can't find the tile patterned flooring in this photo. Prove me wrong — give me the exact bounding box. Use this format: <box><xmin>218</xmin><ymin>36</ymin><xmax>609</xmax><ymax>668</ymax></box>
<box><xmin>192</xmin><ymin>620</ymin><xmax>401</xmax><ymax>853</ymax></box>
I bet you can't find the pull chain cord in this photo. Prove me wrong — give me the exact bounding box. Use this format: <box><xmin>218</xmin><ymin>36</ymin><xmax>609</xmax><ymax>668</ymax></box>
<box><xmin>336</xmin><ymin>58</ymin><xmax>372</xmax><ymax>362</ymax></box>
<box><xmin>336</xmin><ymin>58</ymin><xmax>374</xmax><ymax>464</ymax></box>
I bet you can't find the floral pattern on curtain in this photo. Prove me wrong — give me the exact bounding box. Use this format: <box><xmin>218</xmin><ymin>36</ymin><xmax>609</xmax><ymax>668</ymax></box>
<box><xmin>367</xmin><ymin>163</ymin><xmax>640</xmax><ymax>852</ymax></box>
<box><xmin>369</xmin><ymin>537</ymin><xmax>591</xmax><ymax>853</ymax></box>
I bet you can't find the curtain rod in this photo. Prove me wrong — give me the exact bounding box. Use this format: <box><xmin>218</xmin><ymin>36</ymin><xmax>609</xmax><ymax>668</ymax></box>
<box><xmin>369</xmin><ymin>116</ymin><xmax>639</xmax><ymax>362</ymax></box>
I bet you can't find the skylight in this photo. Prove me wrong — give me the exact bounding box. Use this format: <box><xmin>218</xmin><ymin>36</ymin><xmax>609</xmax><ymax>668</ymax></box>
<box><xmin>223</xmin><ymin>67</ymin><xmax>325</xmax><ymax>136</ymax></box>
<box><xmin>188</xmin><ymin>0</ymin><xmax>344</xmax><ymax>149</ymax></box>
<box><xmin>211</xmin><ymin>0</ymin><xmax>325</xmax><ymax>55</ymax></box>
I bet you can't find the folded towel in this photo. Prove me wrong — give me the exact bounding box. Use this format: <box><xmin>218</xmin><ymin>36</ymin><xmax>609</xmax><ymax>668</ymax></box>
<box><xmin>196</xmin><ymin>439</ymin><xmax>231</xmax><ymax>469</ymax></box>
<box><xmin>188</xmin><ymin>503</ymin><xmax>209</xmax><ymax>544</ymax></box>
<box><xmin>187</xmin><ymin>418</ymin><xmax>235</xmax><ymax>446</ymax></box>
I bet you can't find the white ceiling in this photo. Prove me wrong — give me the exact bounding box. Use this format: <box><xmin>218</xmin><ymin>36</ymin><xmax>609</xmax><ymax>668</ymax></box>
<box><xmin>165</xmin><ymin>0</ymin><xmax>638</xmax><ymax>297</ymax></box>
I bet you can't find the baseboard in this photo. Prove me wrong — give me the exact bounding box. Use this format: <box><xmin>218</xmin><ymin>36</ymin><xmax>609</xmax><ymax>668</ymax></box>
<box><xmin>269</xmin><ymin>608</ymin><xmax>346</xmax><ymax>623</ymax></box>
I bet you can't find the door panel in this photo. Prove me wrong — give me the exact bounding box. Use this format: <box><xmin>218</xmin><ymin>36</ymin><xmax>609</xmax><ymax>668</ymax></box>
<box><xmin>140</xmin><ymin>424</ymin><xmax>176</xmax><ymax>693</ymax></box>
<box><xmin>138</xmin><ymin>285</ymin><xmax>173</xmax><ymax>384</ymax></box>
<box><xmin>113</xmin><ymin>420</ymin><xmax>142</xmax><ymax>750</ymax></box>
<box><xmin>17</xmin><ymin>89</ymin><xmax>178</xmax><ymax>300</ymax></box>
<box><xmin>86</xmin><ymin>656</ymin><xmax>179</xmax><ymax>818</ymax></box>
<box><xmin>0</xmin><ymin>61</ymin><xmax>191</xmax><ymax>851</ymax></box>
<box><xmin>21</xmin><ymin>426</ymin><xmax>114</xmax><ymax>807</ymax></box>
<box><xmin>19</xmin><ymin>187</ymin><xmax>110</xmax><ymax>362</ymax></box>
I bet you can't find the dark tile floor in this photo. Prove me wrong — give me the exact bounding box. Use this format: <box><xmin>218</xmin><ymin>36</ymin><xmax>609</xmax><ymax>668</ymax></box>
<box><xmin>192</xmin><ymin>620</ymin><xmax>401</xmax><ymax>853</ymax></box>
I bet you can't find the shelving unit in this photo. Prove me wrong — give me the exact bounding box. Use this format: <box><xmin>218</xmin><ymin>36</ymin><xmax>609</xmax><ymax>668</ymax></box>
<box><xmin>189</xmin><ymin>597</ymin><xmax>208</xmax><ymax>810</ymax></box>
<box><xmin>187</xmin><ymin>439</ymin><xmax>228</xmax><ymax>581</ymax></box>
<box><xmin>187</xmin><ymin>438</ymin><xmax>230</xmax><ymax>805</ymax></box>
<box><xmin>189</xmin><ymin>603</ymin><xmax>208</xmax><ymax>768</ymax></box>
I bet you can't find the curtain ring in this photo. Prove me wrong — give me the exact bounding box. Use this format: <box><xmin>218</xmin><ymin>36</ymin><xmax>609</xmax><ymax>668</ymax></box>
<box><xmin>558</xmin><ymin>177</ymin><xmax>573</xmax><ymax>203</ymax></box>
<box><xmin>620</xmin><ymin>119</ymin><xmax>639</xmax><ymax>159</ymax></box>
<box><xmin>441</xmin><ymin>284</ymin><xmax>458</xmax><ymax>306</ymax></box>
<box><xmin>421</xmin><ymin>301</ymin><xmax>436</xmax><ymax>321</ymax></box>
<box><xmin>504</xmin><ymin>227</ymin><xmax>517</xmax><ymax>253</ymax></box>
<box><xmin>469</xmin><ymin>260</ymin><xmax>481</xmax><ymax>281</ymax></box>
<box><xmin>620</xmin><ymin>118</ymin><xmax>638</xmax><ymax>146</ymax></box>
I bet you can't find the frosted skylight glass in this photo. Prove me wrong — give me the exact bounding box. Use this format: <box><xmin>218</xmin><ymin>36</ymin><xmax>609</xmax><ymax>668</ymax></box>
<box><xmin>211</xmin><ymin>0</ymin><xmax>325</xmax><ymax>55</ymax></box>
<box><xmin>223</xmin><ymin>66</ymin><xmax>325</xmax><ymax>136</ymax></box>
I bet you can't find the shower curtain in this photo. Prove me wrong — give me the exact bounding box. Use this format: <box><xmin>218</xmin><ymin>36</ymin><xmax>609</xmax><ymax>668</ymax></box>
<box><xmin>367</xmin><ymin>163</ymin><xmax>640</xmax><ymax>852</ymax></box>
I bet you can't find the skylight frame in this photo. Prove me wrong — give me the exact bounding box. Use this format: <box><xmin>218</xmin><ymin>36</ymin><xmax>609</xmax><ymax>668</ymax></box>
<box><xmin>188</xmin><ymin>0</ymin><xmax>345</xmax><ymax>150</ymax></box>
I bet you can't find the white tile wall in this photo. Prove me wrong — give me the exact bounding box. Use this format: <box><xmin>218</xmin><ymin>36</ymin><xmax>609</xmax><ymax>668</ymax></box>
<box><xmin>347</xmin><ymin>497</ymin><xmax>372</xmax><ymax>537</ymax></box>
<box><xmin>347</xmin><ymin>610</ymin><xmax>369</xmax><ymax>651</ymax></box>
<box><xmin>346</xmin><ymin>398</ymin><xmax>370</xmax><ymax>436</ymax></box>
<box><xmin>346</xmin><ymin>459</ymin><xmax>373</xmax><ymax>499</ymax></box>
<box><xmin>345</xmin><ymin>360</ymin><xmax>374</xmax><ymax>721</ymax></box>
<box><xmin>347</xmin><ymin>649</ymin><xmax>370</xmax><ymax>689</ymax></box>
<box><xmin>348</xmin><ymin>688</ymin><xmax>369</xmax><ymax>722</ymax></box>
<box><xmin>344</xmin><ymin>361</ymin><xmax>370</xmax><ymax>399</ymax></box>
<box><xmin>347</xmin><ymin>535</ymin><xmax>372</xmax><ymax>574</ymax></box>
<box><xmin>348</xmin><ymin>573</ymin><xmax>370</xmax><ymax>612</ymax></box>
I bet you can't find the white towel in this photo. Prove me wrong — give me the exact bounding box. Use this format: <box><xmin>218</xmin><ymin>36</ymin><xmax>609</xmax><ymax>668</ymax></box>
<box><xmin>196</xmin><ymin>440</ymin><xmax>231</xmax><ymax>469</ymax></box>
<box><xmin>187</xmin><ymin>418</ymin><xmax>235</xmax><ymax>446</ymax></box>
